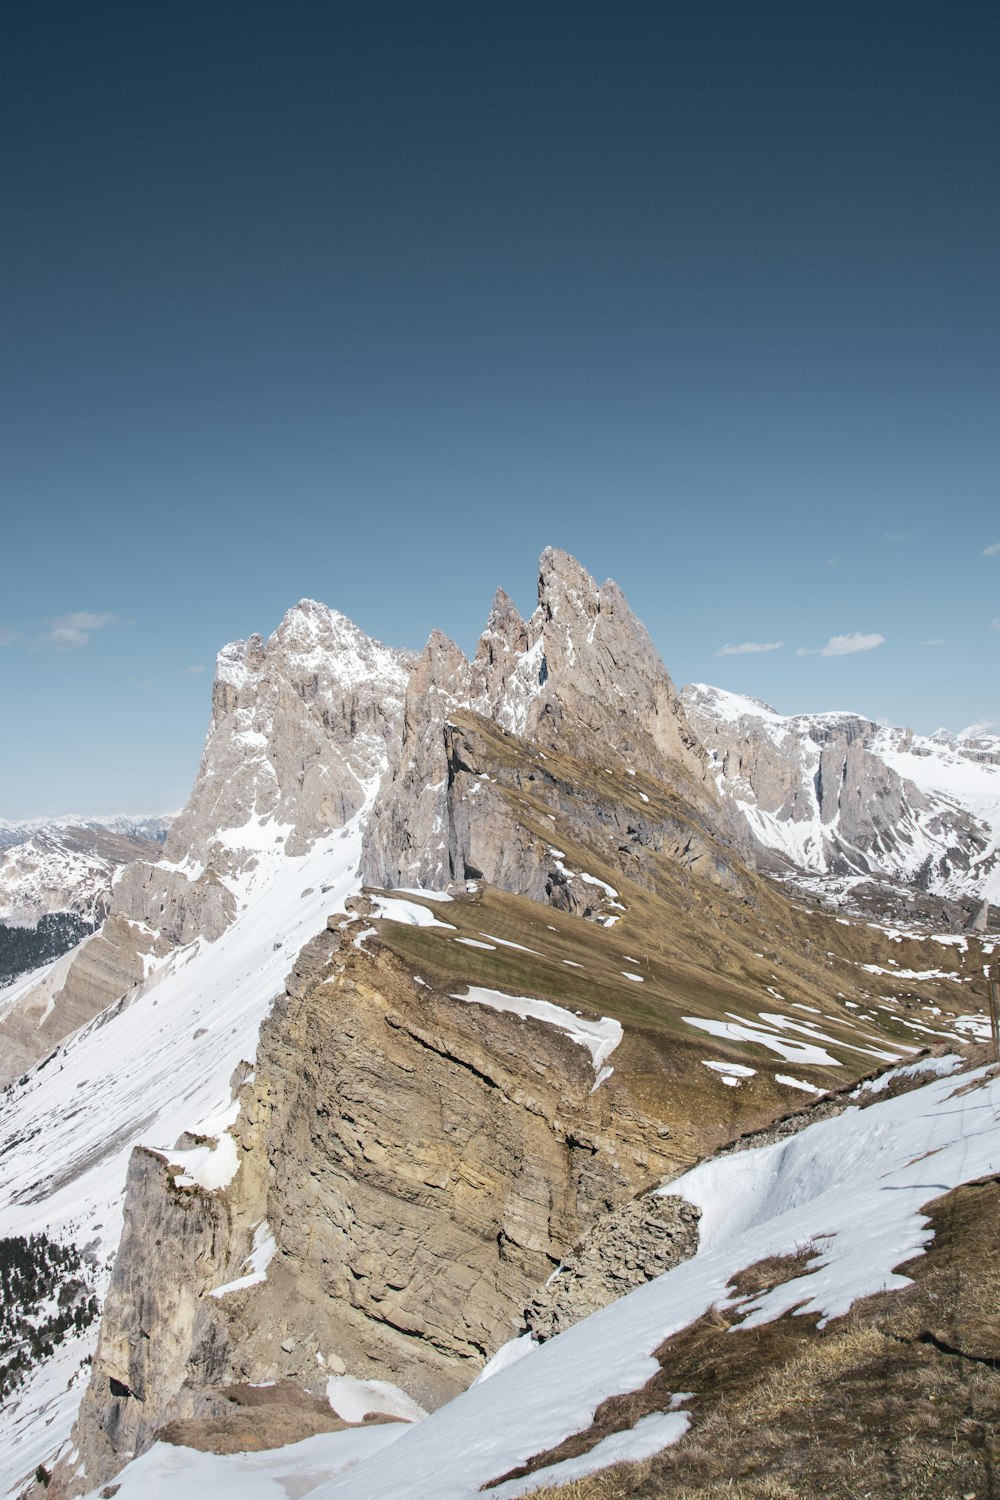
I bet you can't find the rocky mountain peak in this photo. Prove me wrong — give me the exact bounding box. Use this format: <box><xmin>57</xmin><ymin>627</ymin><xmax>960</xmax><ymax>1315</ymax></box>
<box><xmin>483</xmin><ymin>586</ymin><xmax>525</xmax><ymax>640</ymax></box>
<box><xmin>364</xmin><ymin>549</ymin><xmax>738</xmax><ymax>892</ymax></box>
<box><xmin>405</xmin><ymin>632</ymin><xmax>472</xmax><ymax>736</ymax></box>
<box><xmin>167</xmin><ymin>606</ymin><xmax>415</xmax><ymax>868</ymax></box>
<box><xmin>517</xmin><ymin>550</ymin><xmax>709</xmax><ymax>788</ymax></box>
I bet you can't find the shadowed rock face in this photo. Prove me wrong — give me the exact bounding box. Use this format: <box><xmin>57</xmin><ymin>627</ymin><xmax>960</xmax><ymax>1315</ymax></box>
<box><xmin>364</xmin><ymin>549</ymin><xmax>748</xmax><ymax>893</ymax></box>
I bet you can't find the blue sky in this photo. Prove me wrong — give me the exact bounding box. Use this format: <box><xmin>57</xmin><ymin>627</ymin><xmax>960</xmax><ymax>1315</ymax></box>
<box><xmin>1</xmin><ymin>1</ymin><xmax>997</xmax><ymax>818</ymax></box>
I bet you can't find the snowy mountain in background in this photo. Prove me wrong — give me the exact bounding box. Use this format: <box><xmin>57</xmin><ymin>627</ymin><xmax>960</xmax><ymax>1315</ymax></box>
<box><xmin>0</xmin><ymin>819</ymin><xmax>172</xmax><ymax>926</ymax></box>
<box><xmin>682</xmin><ymin>684</ymin><xmax>1000</xmax><ymax>908</ymax></box>
<box><xmin>0</xmin><ymin>819</ymin><xmax>172</xmax><ymax>991</ymax></box>
<box><xmin>0</xmin><ymin>815</ymin><xmax>172</xmax><ymax>854</ymax></box>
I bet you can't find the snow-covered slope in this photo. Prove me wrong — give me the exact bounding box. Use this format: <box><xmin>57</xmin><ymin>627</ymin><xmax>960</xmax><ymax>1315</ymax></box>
<box><xmin>72</xmin><ymin>1053</ymin><xmax>1000</xmax><ymax>1500</ymax></box>
<box><xmin>0</xmin><ymin>802</ymin><xmax>370</xmax><ymax>1496</ymax></box>
<box><xmin>682</xmin><ymin>684</ymin><xmax>1000</xmax><ymax>901</ymax></box>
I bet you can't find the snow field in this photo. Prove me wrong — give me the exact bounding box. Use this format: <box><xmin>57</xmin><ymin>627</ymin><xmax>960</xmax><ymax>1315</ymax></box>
<box><xmin>0</xmin><ymin>799</ymin><xmax>372</xmax><ymax>1498</ymax></box>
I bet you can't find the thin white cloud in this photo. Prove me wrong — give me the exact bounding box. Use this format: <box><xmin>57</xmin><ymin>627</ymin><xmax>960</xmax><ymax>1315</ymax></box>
<box><xmin>797</xmin><ymin>631</ymin><xmax>886</xmax><ymax>658</ymax></box>
<box><xmin>0</xmin><ymin>628</ymin><xmax>16</xmax><ymax>648</ymax></box>
<box><xmin>715</xmin><ymin>640</ymin><xmax>784</xmax><ymax>657</ymax></box>
<box><xmin>982</xmin><ymin>542</ymin><xmax>1000</xmax><ymax>556</ymax></box>
<box><xmin>991</xmin><ymin>618</ymin><xmax>1000</xmax><ymax>631</ymax></box>
<box><xmin>920</xmin><ymin>639</ymin><xmax>947</xmax><ymax>647</ymax></box>
<box><xmin>883</xmin><ymin>531</ymin><xmax>910</xmax><ymax>543</ymax></box>
<box><xmin>182</xmin><ymin>664</ymin><xmax>207</xmax><ymax>675</ymax></box>
<box><xmin>57</xmin><ymin>611</ymin><xmax>117</xmax><ymax>631</ymax></box>
<box><xmin>39</xmin><ymin>611</ymin><xmax>117</xmax><ymax>649</ymax></box>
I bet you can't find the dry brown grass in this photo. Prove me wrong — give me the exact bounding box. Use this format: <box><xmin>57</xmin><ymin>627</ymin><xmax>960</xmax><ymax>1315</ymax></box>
<box><xmin>493</xmin><ymin>1178</ymin><xmax>1000</xmax><ymax>1500</ymax></box>
<box><xmin>370</xmin><ymin>709</ymin><xmax>994</xmax><ymax>1158</ymax></box>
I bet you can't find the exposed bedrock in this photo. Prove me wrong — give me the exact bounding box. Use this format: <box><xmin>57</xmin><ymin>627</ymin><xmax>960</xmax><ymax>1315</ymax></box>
<box><xmin>524</xmin><ymin>1191</ymin><xmax>701</xmax><ymax>1342</ymax></box>
<box><xmin>60</xmin><ymin>936</ymin><xmax>676</xmax><ymax>1494</ymax></box>
<box><xmin>364</xmin><ymin>550</ymin><xmax>750</xmax><ymax>898</ymax></box>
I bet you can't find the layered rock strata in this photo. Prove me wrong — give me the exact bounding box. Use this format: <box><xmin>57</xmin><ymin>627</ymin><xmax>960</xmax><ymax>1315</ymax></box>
<box><xmin>64</xmin><ymin>930</ymin><xmax>677</xmax><ymax>1492</ymax></box>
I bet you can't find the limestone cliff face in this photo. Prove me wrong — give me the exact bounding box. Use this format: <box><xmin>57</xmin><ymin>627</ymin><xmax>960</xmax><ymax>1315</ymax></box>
<box><xmin>2</xmin><ymin>602</ymin><xmax>414</xmax><ymax>1084</ymax></box>
<box><xmin>64</xmin><ymin>931</ymin><xmax>676</xmax><ymax>1492</ymax></box>
<box><xmin>67</xmin><ymin>1145</ymin><xmax>236</xmax><ymax>1488</ymax></box>
<box><xmin>364</xmin><ymin>550</ymin><xmax>748</xmax><ymax>894</ymax></box>
<box><xmin>167</xmin><ymin>599</ymin><xmax>415</xmax><ymax>866</ymax></box>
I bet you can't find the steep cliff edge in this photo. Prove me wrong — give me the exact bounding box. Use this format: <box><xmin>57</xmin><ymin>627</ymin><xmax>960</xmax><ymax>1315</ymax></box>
<box><xmin>62</xmin><ymin>929</ymin><xmax>677</xmax><ymax>1494</ymax></box>
<box><xmin>0</xmin><ymin>602</ymin><xmax>413</xmax><ymax>1086</ymax></box>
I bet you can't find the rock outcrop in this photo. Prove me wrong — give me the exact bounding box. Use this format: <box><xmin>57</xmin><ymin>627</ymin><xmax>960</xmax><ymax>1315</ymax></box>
<box><xmin>65</xmin><ymin>931</ymin><xmax>678</xmax><ymax>1492</ymax></box>
<box><xmin>524</xmin><ymin>1191</ymin><xmax>701</xmax><ymax>1341</ymax></box>
<box><xmin>364</xmin><ymin>550</ymin><xmax>748</xmax><ymax>894</ymax></box>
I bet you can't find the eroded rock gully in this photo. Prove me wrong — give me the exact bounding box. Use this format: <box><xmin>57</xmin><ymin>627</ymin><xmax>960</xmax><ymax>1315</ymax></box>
<box><xmin>59</xmin><ymin>931</ymin><xmax>679</xmax><ymax>1495</ymax></box>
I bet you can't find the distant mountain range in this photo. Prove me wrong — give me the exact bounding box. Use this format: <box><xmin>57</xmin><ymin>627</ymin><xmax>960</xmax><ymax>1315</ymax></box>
<box><xmin>0</xmin><ymin>817</ymin><xmax>172</xmax><ymax>991</ymax></box>
<box><xmin>683</xmin><ymin>683</ymin><xmax>1000</xmax><ymax>916</ymax></box>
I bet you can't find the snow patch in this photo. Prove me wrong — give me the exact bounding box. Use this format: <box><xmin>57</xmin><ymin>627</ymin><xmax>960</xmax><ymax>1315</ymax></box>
<box><xmin>209</xmin><ymin>1220</ymin><xmax>276</xmax><ymax>1299</ymax></box>
<box><xmin>326</xmin><ymin>1376</ymin><xmax>427</xmax><ymax>1426</ymax></box>
<box><xmin>453</xmin><ymin>986</ymin><xmax>622</xmax><ymax>1076</ymax></box>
